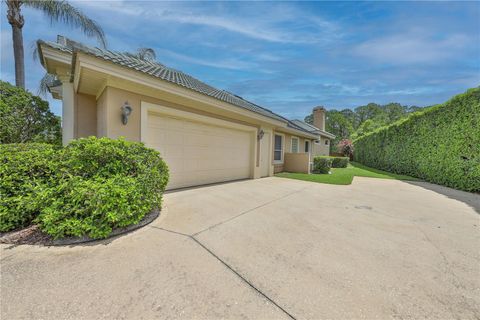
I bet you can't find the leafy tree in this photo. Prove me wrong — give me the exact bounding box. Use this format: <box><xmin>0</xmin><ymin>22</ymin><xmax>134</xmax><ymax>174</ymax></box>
<box><xmin>0</xmin><ymin>80</ymin><xmax>61</xmax><ymax>144</ymax></box>
<box><xmin>384</xmin><ymin>103</ymin><xmax>406</xmax><ymax>122</ymax></box>
<box><xmin>305</xmin><ymin>102</ymin><xmax>424</xmax><ymax>143</ymax></box>
<box><xmin>354</xmin><ymin>103</ymin><xmax>383</xmax><ymax>124</ymax></box>
<box><xmin>6</xmin><ymin>0</ymin><xmax>106</xmax><ymax>88</ymax></box>
<box><xmin>304</xmin><ymin>114</ymin><xmax>313</xmax><ymax>124</ymax></box>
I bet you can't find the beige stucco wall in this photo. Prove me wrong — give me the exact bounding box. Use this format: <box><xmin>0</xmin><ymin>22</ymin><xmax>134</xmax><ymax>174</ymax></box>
<box><xmin>284</xmin><ymin>153</ymin><xmax>310</xmax><ymax>173</ymax></box>
<box><xmin>96</xmin><ymin>89</ymin><xmax>108</xmax><ymax>137</ymax></box>
<box><xmin>98</xmin><ymin>86</ymin><xmax>270</xmax><ymax>142</ymax></box>
<box><xmin>74</xmin><ymin>93</ymin><xmax>96</xmax><ymax>138</ymax></box>
<box><xmin>76</xmin><ymin>85</ymin><xmax>316</xmax><ymax>178</ymax></box>
<box><xmin>312</xmin><ymin>137</ymin><xmax>330</xmax><ymax>157</ymax></box>
<box><xmin>273</xmin><ymin>130</ymin><xmax>313</xmax><ymax>173</ymax></box>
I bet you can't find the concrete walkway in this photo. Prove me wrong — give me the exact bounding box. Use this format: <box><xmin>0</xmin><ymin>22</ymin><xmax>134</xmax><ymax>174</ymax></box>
<box><xmin>2</xmin><ymin>177</ymin><xmax>479</xmax><ymax>319</ymax></box>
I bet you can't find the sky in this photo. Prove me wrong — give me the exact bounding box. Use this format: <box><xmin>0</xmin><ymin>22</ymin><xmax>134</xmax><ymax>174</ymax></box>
<box><xmin>1</xmin><ymin>1</ymin><xmax>479</xmax><ymax>119</ymax></box>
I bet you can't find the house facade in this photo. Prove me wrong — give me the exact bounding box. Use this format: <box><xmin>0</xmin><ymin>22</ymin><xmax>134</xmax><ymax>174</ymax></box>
<box><xmin>38</xmin><ymin>36</ymin><xmax>335</xmax><ymax>189</ymax></box>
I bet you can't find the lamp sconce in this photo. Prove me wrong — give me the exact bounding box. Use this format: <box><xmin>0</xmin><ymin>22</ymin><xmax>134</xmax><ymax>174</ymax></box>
<box><xmin>257</xmin><ymin>129</ymin><xmax>265</xmax><ymax>140</ymax></box>
<box><xmin>121</xmin><ymin>101</ymin><xmax>132</xmax><ymax>125</ymax></box>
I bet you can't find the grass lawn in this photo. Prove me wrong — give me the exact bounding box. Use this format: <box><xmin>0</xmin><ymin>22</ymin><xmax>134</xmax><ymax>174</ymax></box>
<box><xmin>275</xmin><ymin>161</ymin><xmax>420</xmax><ymax>185</ymax></box>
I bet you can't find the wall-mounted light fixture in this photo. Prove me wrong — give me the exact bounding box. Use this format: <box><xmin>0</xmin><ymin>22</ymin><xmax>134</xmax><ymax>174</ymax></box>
<box><xmin>121</xmin><ymin>101</ymin><xmax>132</xmax><ymax>125</ymax></box>
<box><xmin>257</xmin><ymin>129</ymin><xmax>265</xmax><ymax>140</ymax></box>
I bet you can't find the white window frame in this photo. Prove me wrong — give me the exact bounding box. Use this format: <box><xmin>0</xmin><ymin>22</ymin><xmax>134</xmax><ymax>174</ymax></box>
<box><xmin>273</xmin><ymin>133</ymin><xmax>285</xmax><ymax>164</ymax></box>
<box><xmin>291</xmin><ymin>136</ymin><xmax>300</xmax><ymax>153</ymax></box>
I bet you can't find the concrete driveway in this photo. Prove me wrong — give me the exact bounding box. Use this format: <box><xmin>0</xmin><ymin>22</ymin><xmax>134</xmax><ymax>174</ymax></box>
<box><xmin>2</xmin><ymin>177</ymin><xmax>479</xmax><ymax>319</ymax></box>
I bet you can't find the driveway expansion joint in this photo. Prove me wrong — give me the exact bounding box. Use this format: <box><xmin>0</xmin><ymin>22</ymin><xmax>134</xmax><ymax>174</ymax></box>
<box><xmin>150</xmin><ymin>224</ymin><xmax>297</xmax><ymax>319</ymax></box>
<box><xmin>191</xmin><ymin>236</ymin><xmax>297</xmax><ymax>320</ymax></box>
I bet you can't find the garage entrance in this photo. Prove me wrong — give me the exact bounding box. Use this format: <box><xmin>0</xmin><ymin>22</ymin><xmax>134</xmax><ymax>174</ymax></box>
<box><xmin>144</xmin><ymin>103</ymin><xmax>255</xmax><ymax>189</ymax></box>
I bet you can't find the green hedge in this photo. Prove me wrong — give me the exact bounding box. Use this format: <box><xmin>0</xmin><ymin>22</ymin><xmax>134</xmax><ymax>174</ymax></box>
<box><xmin>0</xmin><ymin>137</ymin><xmax>169</xmax><ymax>238</ymax></box>
<box><xmin>312</xmin><ymin>157</ymin><xmax>333</xmax><ymax>174</ymax></box>
<box><xmin>354</xmin><ymin>88</ymin><xmax>480</xmax><ymax>192</ymax></box>
<box><xmin>331</xmin><ymin>157</ymin><xmax>349</xmax><ymax>168</ymax></box>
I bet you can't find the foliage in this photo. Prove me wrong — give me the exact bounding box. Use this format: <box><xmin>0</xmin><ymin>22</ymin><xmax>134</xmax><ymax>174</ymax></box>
<box><xmin>337</xmin><ymin>139</ymin><xmax>354</xmax><ymax>158</ymax></box>
<box><xmin>305</xmin><ymin>102</ymin><xmax>424</xmax><ymax>151</ymax></box>
<box><xmin>0</xmin><ymin>138</ymin><xmax>169</xmax><ymax>238</ymax></box>
<box><xmin>312</xmin><ymin>156</ymin><xmax>333</xmax><ymax>174</ymax></box>
<box><xmin>276</xmin><ymin>162</ymin><xmax>419</xmax><ymax>186</ymax></box>
<box><xmin>0</xmin><ymin>80</ymin><xmax>61</xmax><ymax>144</ymax></box>
<box><xmin>0</xmin><ymin>143</ymin><xmax>58</xmax><ymax>232</ymax></box>
<box><xmin>331</xmin><ymin>157</ymin><xmax>349</xmax><ymax>168</ymax></box>
<box><xmin>24</xmin><ymin>0</ymin><xmax>107</xmax><ymax>48</ymax></box>
<box><xmin>354</xmin><ymin>88</ymin><xmax>480</xmax><ymax>192</ymax></box>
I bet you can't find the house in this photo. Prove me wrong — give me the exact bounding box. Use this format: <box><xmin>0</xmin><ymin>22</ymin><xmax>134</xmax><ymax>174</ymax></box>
<box><xmin>37</xmin><ymin>36</ymin><xmax>335</xmax><ymax>189</ymax></box>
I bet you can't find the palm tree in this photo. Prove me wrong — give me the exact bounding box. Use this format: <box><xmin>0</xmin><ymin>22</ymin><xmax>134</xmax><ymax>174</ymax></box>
<box><xmin>6</xmin><ymin>0</ymin><xmax>106</xmax><ymax>88</ymax></box>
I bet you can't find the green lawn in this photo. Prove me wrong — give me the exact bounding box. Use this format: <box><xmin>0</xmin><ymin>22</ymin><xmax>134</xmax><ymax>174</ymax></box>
<box><xmin>275</xmin><ymin>161</ymin><xmax>420</xmax><ymax>185</ymax></box>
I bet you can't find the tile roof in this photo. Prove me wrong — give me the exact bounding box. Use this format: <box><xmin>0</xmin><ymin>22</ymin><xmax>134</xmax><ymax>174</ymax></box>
<box><xmin>39</xmin><ymin>39</ymin><xmax>290</xmax><ymax>123</ymax></box>
<box><xmin>291</xmin><ymin>119</ymin><xmax>336</xmax><ymax>138</ymax></box>
<box><xmin>38</xmin><ymin>37</ymin><xmax>332</xmax><ymax>138</ymax></box>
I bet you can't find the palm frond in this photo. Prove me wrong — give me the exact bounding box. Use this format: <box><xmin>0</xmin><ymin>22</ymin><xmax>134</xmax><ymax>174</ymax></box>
<box><xmin>136</xmin><ymin>48</ymin><xmax>156</xmax><ymax>62</ymax></box>
<box><xmin>38</xmin><ymin>73</ymin><xmax>58</xmax><ymax>97</ymax></box>
<box><xmin>123</xmin><ymin>48</ymin><xmax>157</xmax><ymax>62</ymax></box>
<box><xmin>23</xmin><ymin>0</ymin><xmax>107</xmax><ymax>48</ymax></box>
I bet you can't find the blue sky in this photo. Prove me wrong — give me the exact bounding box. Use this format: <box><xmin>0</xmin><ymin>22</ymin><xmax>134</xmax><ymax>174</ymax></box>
<box><xmin>1</xmin><ymin>1</ymin><xmax>479</xmax><ymax>119</ymax></box>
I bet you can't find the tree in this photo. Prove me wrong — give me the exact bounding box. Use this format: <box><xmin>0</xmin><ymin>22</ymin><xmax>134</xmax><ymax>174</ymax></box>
<box><xmin>6</xmin><ymin>0</ymin><xmax>106</xmax><ymax>88</ymax></box>
<box><xmin>384</xmin><ymin>103</ymin><xmax>406</xmax><ymax>122</ymax></box>
<box><xmin>0</xmin><ymin>80</ymin><xmax>61</xmax><ymax>144</ymax></box>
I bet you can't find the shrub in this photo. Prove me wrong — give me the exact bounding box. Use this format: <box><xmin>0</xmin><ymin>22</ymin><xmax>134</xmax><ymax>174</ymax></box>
<box><xmin>0</xmin><ymin>80</ymin><xmax>61</xmax><ymax>145</ymax></box>
<box><xmin>331</xmin><ymin>157</ymin><xmax>349</xmax><ymax>168</ymax></box>
<box><xmin>313</xmin><ymin>156</ymin><xmax>333</xmax><ymax>174</ymax></box>
<box><xmin>0</xmin><ymin>143</ymin><xmax>58</xmax><ymax>232</ymax></box>
<box><xmin>0</xmin><ymin>137</ymin><xmax>169</xmax><ymax>238</ymax></box>
<box><xmin>354</xmin><ymin>88</ymin><xmax>480</xmax><ymax>192</ymax></box>
<box><xmin>37</xmin><ymin>137</ymin><xmax>169</xmax><ymax>239</ymax></box>
<box><xmin>337</xmin><ymin>139</ymin><xmax>354</xmax><ymax>158</ymax></box>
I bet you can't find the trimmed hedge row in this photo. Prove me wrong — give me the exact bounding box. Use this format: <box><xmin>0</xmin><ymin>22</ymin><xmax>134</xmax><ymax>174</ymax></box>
<box><xmin>331</xmin><ymin>157</ymin><xmax>349</xmax><ymax>168</ymax></box>
<box><xmin>312</xmin><ymin>156</ymin><xmax>349</xmax><ymax>174</ymax></box>
<box><xmin>354</xmin><ymin>88</ymin><xmax>480</xmax><ymax>192</ymax></box>
<box><xmin>0</xmin><ymin>137</ymin><xmax>169</xmax><ymax>238</ymax></box>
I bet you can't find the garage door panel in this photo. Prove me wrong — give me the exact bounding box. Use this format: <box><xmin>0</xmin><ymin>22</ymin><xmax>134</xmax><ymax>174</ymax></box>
<box><xmin>147</xmin><ymin>112</ymin><xmax>253</xmax><ymax>189</ymax></box>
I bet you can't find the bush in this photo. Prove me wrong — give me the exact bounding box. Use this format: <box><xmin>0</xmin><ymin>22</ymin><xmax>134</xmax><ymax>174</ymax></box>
<box><xmin>38</xmin><ymin>137</ymin><xmax>169</xmax><ymax>239</ymax></box>
<box><xmin>354</xmin><ymin>88</ymin><xmax>480</xmax><ymax>192</ymax></box>
<box><xmin>0</xmin><ymin>137</ymin><xmax>169</xmax><ymax>238</ymax></box>
<box><xmin>0</xmin><ymin>80</ymin><xmax>61</xmax><ymax>145</ymax></box>
<box><xmin>331</xmin><ymin>157</ymin><xmax>349</xmax><ymax>168</ymax></box>
<box><xmin>0</xmin><ymin>143</ymin><xmax>58</xmax><ymax>232</ymax></box>
<box><xmin>312</xmin><ymin>156</ymin><xmax>333</xmax><ymax>174</ymax></box>
<box><xmin>337</xmin><ymin>139</ymin><xmax>354</xmax><ymax>158</ymax></box>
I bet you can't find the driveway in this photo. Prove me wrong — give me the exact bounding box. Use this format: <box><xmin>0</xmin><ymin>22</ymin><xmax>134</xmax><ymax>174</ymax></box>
<box><xmin>1</xmin><ymin>177</ymin><xmax>479</xmax><ymax>319</ymax></box>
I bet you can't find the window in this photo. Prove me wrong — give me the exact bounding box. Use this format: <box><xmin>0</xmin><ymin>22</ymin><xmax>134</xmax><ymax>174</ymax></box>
<box><xmin>274</xmin><ymin>134</ymin><xmax>283</xmax><ymax>162</ymax></box>
<box><xmin>325</xmin><ymin>139</ymin><xmax>329</xmax><ymax>145</ymax></box>
<box><xmin>291</xmin><ymin>137</ymin><xmax>299</xmax><ymax>153</ymax></box>
<box><xmin>305</xmin><ymin>140</ymin><xmax>310</xmax><ymax>153</ymax></box>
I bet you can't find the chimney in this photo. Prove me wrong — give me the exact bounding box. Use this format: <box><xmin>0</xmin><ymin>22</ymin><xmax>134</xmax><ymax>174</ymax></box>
<box><xmin>57</xmin><ymin>35</ymin><xmax>67</xmax><ymax>45</ymax></box>
<box><xmin>312</xmin><ymin>106</ymin><xmax>326</xmax><ymax>131</ymax></box>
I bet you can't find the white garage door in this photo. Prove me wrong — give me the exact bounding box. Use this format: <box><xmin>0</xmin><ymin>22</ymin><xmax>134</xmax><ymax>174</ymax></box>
<box><xmin>147</xmin><ymin>113</ymin><xmax>253</xmax><ymax>189</ymax></box>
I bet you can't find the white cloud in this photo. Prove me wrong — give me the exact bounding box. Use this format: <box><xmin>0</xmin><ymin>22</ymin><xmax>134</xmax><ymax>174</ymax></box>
<box><xmin>158</xmin><ymin>49</ymin><xmax>256</xmax><ymax>71</ymax></box>
<box><xmin>353</xmin><ymin>32</ymin><xmax>471</xmax><ymax>64</ymax></box>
